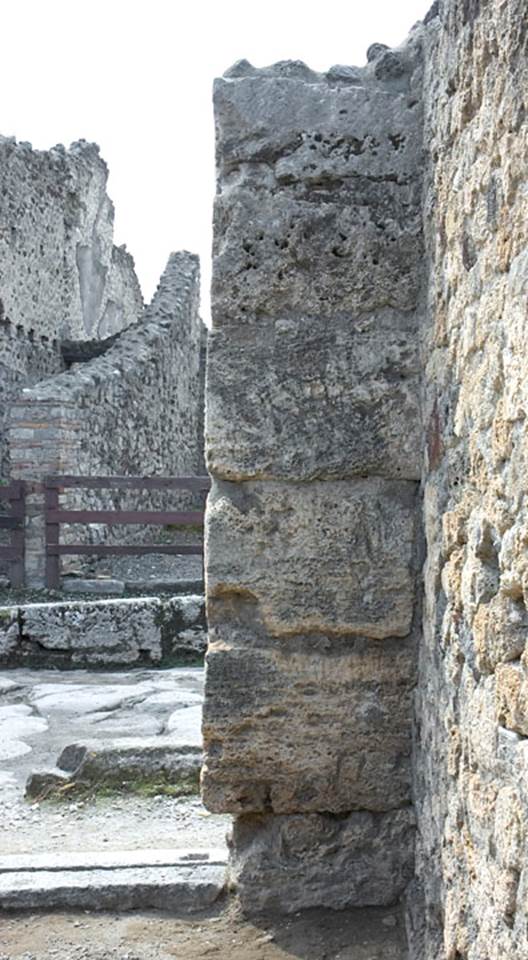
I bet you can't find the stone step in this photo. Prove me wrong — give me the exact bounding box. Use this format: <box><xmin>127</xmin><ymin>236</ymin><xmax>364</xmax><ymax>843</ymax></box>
<box><xmin>26</xmin><ymin>736</ymin><xmax>203</xmax><ymax>800</ymax></box>
<box><xmin>0</xmin><ymin>852</ymin><xmax>227</xmax><ymax>912</ymax></box>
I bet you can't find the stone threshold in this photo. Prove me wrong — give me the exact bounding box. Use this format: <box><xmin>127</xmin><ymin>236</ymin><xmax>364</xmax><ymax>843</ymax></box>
<box><xmin>0</xmin><ymin>853</ymin><xmax>227</xmax><ymax>912</ymax></box>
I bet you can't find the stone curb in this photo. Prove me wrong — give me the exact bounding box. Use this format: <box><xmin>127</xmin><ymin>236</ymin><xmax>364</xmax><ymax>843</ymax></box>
<box><xmin>0</xmin><ymin>862</ymin><xmax>227</xmax><ymax>912</ymax></box>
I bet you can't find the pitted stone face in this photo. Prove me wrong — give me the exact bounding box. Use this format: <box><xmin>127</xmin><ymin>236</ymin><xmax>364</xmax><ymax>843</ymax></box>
<box><xmin>204</xmin><ymin>31</ymin><xmax>425</xmax><ymax>915</ymax></box>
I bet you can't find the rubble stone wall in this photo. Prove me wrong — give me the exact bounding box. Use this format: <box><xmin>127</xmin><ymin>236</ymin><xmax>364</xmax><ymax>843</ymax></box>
<box><xmin>9</xmin><ymin>252</ymin><xmax>205</xmax><ymax>585</ymax></box>
<box><xmin>0</xmin><ymin>137</ymin><xmax>143</xmax><ymax>480</ymax></box>
<box><xmin>204</xmin><ymin>42</ymin><xmax>426</xmax><ymax>910</ymax></box>
<box><xmin>411</xmin><ymin>2</ymin><xmax>528</xmax><ymax>958</ymax></box>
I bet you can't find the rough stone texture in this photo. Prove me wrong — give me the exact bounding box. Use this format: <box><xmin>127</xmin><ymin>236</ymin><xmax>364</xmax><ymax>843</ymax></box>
<box><xmin>0</xmin><ymin>862</ymin><xmax>225</xmax><ymax>913</ymax></box>
<box><xmin>26</xmin><ymin>737</ymin><xmax>202</xmax><ymax>800</ymax></box>
<box><xmin>0</xmin><ymin>137</ymin><xmax>143</xmax><ymax>480</ymax></box>
<box><xmin>203</xmin><ymin>635</ymin><xmax>414</xmax><ymax>815</ymax></box>
<box><xmin>207</xmin><ymin>479</ymin><xmax>417</xmax><ymax>640</ymax></box>
<box><xmin>8</xmin><ymin>252</ymin><xmax>206</xmax><ymax>585</ymax></box>
<box><xmin>410</xmin><ymin>2</ymin><xmax>528</xmax><ymax>959</ymax></box>
<box><xmin>0</xmin><ymin>594</ymin><xmax>206</xmax><ymax>667</ymax></box>
<box><xmin>229</xmin><ymin>809</ymin><xmax>416</xmax><ymax>913</ymax></box>
<box><xmin>204</xmin><ymin>37</ymin><xmax>424</xmax><ymax>912</ymax></box>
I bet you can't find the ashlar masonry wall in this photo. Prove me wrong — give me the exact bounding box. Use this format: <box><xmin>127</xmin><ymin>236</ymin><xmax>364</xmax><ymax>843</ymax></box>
<box><xmin>9</xmin><ymin>252</ymin><xmax>205</xmax><ymax>586</ymax></box>
<box><xmin>204</xmin><ymin>42</ymin><xmax>426</xmax><ymax>909</ymax></box>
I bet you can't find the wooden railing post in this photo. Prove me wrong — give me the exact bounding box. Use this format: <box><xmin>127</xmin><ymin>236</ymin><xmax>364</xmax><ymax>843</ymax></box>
<box><xmin>45</xmin><ymin>482</ymin><xmax>60</xmax><ymax>590</ymax></box>
<box><xmin>9</xmin><ymin>481</ymin><xmax>25</xmax><ymax>589</ymax></box>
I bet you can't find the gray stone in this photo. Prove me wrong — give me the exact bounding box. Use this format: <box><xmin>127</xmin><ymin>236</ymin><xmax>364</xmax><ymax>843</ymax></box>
<box><xmin>207</xmin><ymin>310</ymin><xmax>422</xmax><ymax>481</ymax></box>
<box><xmin>206</xmin><ymin>479</ymin><xmax>417</xmax><ymax>640</ymax></box>
<box><xmin>0</xmin><ymin>594</ymin><xmax>207</xmax><ymax>667</ymax></box>
<box><xmin>26</xmin><ymin>736</ymin><xmax>202</xmax><ymax>799</ymax></box>
<box><xmin>62</xmin><ymin>578</ymin><xmax>125</xmax><ymax>595</ymax></box>
<box><xmin>326</xmin><ymin>64</ymin><xmax>363</xmax><ymax>84</ymax></box>
<box><xmin>366</xmin><ymin>43</ymin><xmax>390</xmax><ymax>62</ymax></box>
<box><xmin>0</xmin><ymin>862</ymin><xmax>226</xmax><ymax>912</ymax></box>
<box><xmin>230</xmin><ymin>809</ymin><xmax>415</xmax><ymax>912</ymax></box>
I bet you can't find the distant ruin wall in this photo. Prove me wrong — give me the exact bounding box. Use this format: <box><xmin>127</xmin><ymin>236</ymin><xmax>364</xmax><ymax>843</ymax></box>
<box><xmin>411</xmin><ymin>2</ymin><xmax>528</xmax><ymax>959</ymax></box>
<box><xmin>204</xmin><ymin>41</ymin><xmax>425</xmax><ymax>910</ymax></box>
<box><xmin>9</xmin><ymin>252</ymin><xmax>205</xmax><ymax>585</ymax></box>
<box><xmin>0</xmin><ymin>137</ymin><xmax>143</xmax><ymax>481</ymax></box>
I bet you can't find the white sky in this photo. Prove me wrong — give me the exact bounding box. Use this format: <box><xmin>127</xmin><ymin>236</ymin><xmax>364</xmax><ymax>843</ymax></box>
<box><xmin>2</xmin><ymin>0</ymin><xmax>429</xmax><ymax>320</ymax></box>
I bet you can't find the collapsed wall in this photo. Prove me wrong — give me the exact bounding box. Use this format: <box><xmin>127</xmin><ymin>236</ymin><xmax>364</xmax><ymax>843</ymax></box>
<box><xmin>204</xmin><ymin>42</ymin><xmax>425</xmax><ymax>908</ymax></box>
<box><xmin>412</xmin><ymin>2</ymin><xmax>528</xmax><ymax>958</ymax></box>
<box><xmin>0</xmin><ymin>137</ymin><xmax>143</xmax><ymax>479</ymax></box>
<box><xmin>9</xmin><ymin>252</ymin><xmax>205</xmax><ymax>586</ymax></box>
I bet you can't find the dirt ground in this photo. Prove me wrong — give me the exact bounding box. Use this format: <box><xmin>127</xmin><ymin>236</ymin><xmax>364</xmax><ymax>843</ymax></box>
<box><xmin>0</xmin><ymin>902</ymin><xmax>407</xmax><ymax>959</ymax></box>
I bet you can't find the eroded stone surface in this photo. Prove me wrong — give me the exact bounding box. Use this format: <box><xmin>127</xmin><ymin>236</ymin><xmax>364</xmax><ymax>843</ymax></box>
<box><xmin>0</xmin><ymin>594</ymin><xmax>206</xmax><ymax>668</ymax></box>
<box><xmin>230</xmin><ymin>809</ymin><xmax>416</xmax><ymax>913</ymax></box>
<box><xmin>207</xmin><ymin>310</ymin><xmax>422</xmax><ymax>481</ymax></box>
<box><xmin>206</xmin><ymin>479</ymin><xmax>417</xmax><ymax>640</ymax></box>
<box><xmin>202</xmin><ymin>635</ymin><xmax>414</xmax><ymax>814</ymax></box>
<box><xmin>205</xmin><ymin>34</ymin><xmax>423</xmax><ymax>915</ymax></box>
<box><xmin>411</xmin><ymin>2</ymin><xmax>528</xmax><ymax>958</ymax></box>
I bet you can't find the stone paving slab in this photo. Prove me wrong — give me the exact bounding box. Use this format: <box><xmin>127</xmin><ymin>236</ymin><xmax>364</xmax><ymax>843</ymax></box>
<box><xmin>0</xmin><ymin>667</ymin><xmax>229</xmax><ymax>858</ymax></box>
<box><xmin>0</xmin><ymin>847</ymin><xmax>227</xmax><ymax>872</ymax></box>
<box><xmin>0</xmin><ymin>862</ymin><xmax>226</xmax><ymax>912</ymax></box>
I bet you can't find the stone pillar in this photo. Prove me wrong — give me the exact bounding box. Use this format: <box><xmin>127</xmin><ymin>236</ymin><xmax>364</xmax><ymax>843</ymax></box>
<box><xmin>204</xmin><ymin>45</ymin><xmax>425</xmax><ymax>910</ymax></box>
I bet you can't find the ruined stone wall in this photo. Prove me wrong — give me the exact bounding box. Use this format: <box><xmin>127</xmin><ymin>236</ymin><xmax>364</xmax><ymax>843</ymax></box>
<box><xmin>0</xmin><ymin>136</ymin><xmax>143</xmax><ymax>480</ymax></box>
<box><xmin>411</xmin><ymin>2</ymin><xmax>528</xmax><ymax>958</ymax></box>
<box><xmin>9</xmin><ymin>252</ymin><xmax>205</xmax><ymax>585</ymax></box>
<box><xmin>204</xmin><ymin>44</ymin><xmax>426</xmax><ymax>910</ymax></box>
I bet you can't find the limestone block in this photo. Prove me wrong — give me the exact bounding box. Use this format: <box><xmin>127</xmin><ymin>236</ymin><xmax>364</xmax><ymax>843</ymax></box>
<box><xmin>206</xmin><ymin>478</ymin><xmax>417</xmax><ymax>640</ymax></box>
<box><xmin>0</xmin><ymin>594</ymin><xmax>207</xmax><ymax>668</ymax></box>
<box><xmin>214</xmin><ymin>76</ymin><xmax>422</xmax><ymax>180</ymax></box>
<box><xmin>207</xmin><ymin>310</ymin><xmax>422</xmax><ymax>481</ymax></box>
<box><xmin>202</xmin><ymin>634</ymin><xmax>414</xmax><ymax>815</ymax></box>
<box><xmin>0</xmin><ymin>608</ymin><xmax>19</xmax><ymax>658</ymax></box>
<box><xmin>229</xmin><ymin>808</ymin><xmax>416</xmax><ymax>912</ymax></box>
<box><xmin>213</xmin><ymin>190</ymin><xmax>422</xmax><ymax>322</ymax></box>
<box><xmin>496</xmin><ymin>662</ymin><xmax>528</xmax><ymax>737</ymax></box>
<box><xmin>473</xmin><ymin>593</ymin><xmax>528</xmax><ymax>674</ymax></box>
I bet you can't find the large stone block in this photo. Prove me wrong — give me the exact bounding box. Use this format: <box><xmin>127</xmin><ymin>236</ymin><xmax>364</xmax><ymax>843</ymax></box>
<box><xmin>213</xmin><ymin>189</ymin><xmax>422</xmax><ymax>322</ymax></box>
<box><xmin>229</xmin><ymin>808</ymin><xmax>416</xmax><ymax>913</ymax></box>
<box><xmin>202</xmin><ymin>632</ymin><xmax>414</xmax><ymax>814</ymax></box>
<box><xmin>214</xmin><ymin>75</ymin><xmax>422</xmax><ymax>178</ymax></box>
<box><xmin>207</xmin><ymin>310</ymin><xmax>421</xmax><ymax>481</ymax></box>
<box><xmin>206</xmin><ymin>478</ymin><xmax>417</xmax><ymax>640</ymax></box>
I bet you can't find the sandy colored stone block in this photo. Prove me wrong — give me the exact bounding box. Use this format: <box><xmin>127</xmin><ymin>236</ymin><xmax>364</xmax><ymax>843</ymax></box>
<box><xmin>206</xmin><ymin>478</ymin><xmax>417</xmax><ymax>640</ymax></box>
<box><xmin>202</xmin><ymin>633</ymin><xmax>414</xmax><ymax>815</ymax></box>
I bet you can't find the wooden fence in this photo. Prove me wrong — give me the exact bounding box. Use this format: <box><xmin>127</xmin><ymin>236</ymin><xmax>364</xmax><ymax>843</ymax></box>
<box><xmin>0</xmin><ymin>481</ymin><xmax>25</xmax><ymax>588</ymax></box>
<box><xmin>43</xmin><ymin>475</ymin><xmax>211</xmax><ymax>590</ymax></box>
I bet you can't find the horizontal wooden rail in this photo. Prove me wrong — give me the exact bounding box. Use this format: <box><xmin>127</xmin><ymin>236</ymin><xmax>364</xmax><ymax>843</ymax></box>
<box><xmin>43</xmin><ymin>474</ymin><xmax>209</xmax><ymax>589</ymax></box>
<box><xmin>44</xmin><ymin>476</ymin><xmax>211</xmax><ymax>492</ymax></box>
<box><xmin>46</xmin><ymin>510</ymin><xmax>204</xmax><ymax>526</ymax></box>
<box><xmin>47</xmin><ymin>544</ymin><xmax>203</xmax><ymax>557</ymax></box>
